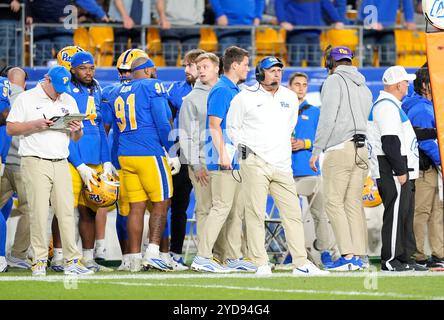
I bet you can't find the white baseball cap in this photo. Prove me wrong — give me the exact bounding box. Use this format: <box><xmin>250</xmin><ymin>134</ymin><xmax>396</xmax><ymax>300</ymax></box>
<box><xmin>382</xmin><ymin>66</ymin><xmax>416</xmax><ymax>85</ymax></box>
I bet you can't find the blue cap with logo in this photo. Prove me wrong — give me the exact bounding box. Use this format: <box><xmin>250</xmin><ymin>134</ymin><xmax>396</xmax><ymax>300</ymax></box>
<box><xmin>260</xmin><ymin>56</ymin><xmax>284</xmax><ymax>69</ymax></box>
<box><xmin>47</xmin><ymin>66</ymin><xmax>71</xmax><ymax>94</ymax></box>
<box><xmin>330</xmin><ymin>46</ymin><xmax>354</xmax><ymax>61</ymax></box>
<box><xmin>70</xmin><ymin>51</ymin><xmax>95</xmax><ymax>68</ymax></box>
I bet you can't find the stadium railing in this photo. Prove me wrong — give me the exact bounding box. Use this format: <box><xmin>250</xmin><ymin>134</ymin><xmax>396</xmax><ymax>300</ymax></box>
<box><xmin>0</xmin><ymin>3</ymin><xmax>25</xmax><ymax>67</ymax></box>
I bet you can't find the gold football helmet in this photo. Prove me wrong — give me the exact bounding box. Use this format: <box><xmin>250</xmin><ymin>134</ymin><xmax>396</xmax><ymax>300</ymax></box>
<box><xmin>362</xmin><ymin>176</ymin><xmax>382</xmax><ymax>208</ymax></box>
<box><xmin>83</xmin><ymin>173</ymin><xmax>120</xmax><ymax>208</ymax></box>
<box><xmin>57</xmin><ymin>46</ymin><xmax>85</xmax><ymax>70</ymax></box>
<box><xmin>116</xmin><ymin>48</ymin><xmax>149</xmax><ymax>71</ymax></box>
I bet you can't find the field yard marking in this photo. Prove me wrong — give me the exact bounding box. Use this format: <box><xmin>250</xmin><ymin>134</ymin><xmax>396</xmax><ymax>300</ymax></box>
<box><xmin>1</xmin><ymin>271</ymin><xmax>444</xmax><ymax>282</ymax></box>
<box><xmin>101</xmin><ymin>280</ymin><xmax>444</xmax><ymax>300</ymax></box>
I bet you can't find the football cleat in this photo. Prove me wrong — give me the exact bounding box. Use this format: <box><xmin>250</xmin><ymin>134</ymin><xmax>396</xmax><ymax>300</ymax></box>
<box><xmin>64</xmin><ymin>259</ymin><xmax>94</xmax><ymax>275</ymax></box>
<box><xmin>82</xmin><ymin>259</ymin><xmax>113</xmax><ymax>272</ymax></box>
<box><xmin>50</xmin><ymin>259</ymin><xmax>64</xmax><ymax>272</ymax></box>
<box><xmin>129</xmin><ymin>256</ymin><xmax>143</xmax><ymax>273</ymax></box>
<box><xmin>143</xmin><ymin>252</ymin><xmax>172</xmax><ymax>272</ymax></box>
<box><xmin>170</xmin><ymin>254</ymin><xmax>189</xmax><ymax>271</ymax></box>
<box><xmin>32</xmin><ymin>260</ymin><xmax>47</xmax><ymax>276</ymax></box>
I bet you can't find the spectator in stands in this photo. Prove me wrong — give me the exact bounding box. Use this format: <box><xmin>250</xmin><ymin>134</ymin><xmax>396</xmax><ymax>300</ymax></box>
<box><xmin>0</xmin><ymin>0</ymin><xmax>23</xmax><ymax>67</ymax></box>
<box><xmin>0</xmin><ymin>67</ymin><xmax>32</xmax><ymax>270</ymax></box>
<box><xmin>288</xmin><ymin>72</ymin><xmax>338</xmax><ymax>268</ymax></box>
<box><xmin>26</xmin><ymin>0</ymin><xmax>108</xmax><ymax>66</ymax></box>
<box><xmin>275</xmin><ymin>0</ymin><xmax>344</xmax><ymax>67</ymax></box>
<box><xmin>358</xmin><ymin>0</ymin><xmax>416</xmax><ymax>66</ymax></box>
<box><xmin>402</xmin><ymin>65</ymin><xmax>444</xmax><ymax>269</ymax></box>
<box><xmin>108</xmin><ymin>0</ymin><xmax>152</xmax><ymax>53</ymax></box>
<box><xmin>324</xmin><ymin>0</ymin><xmax>348</xmax><ymax>24</ymax></box>
<box><xmin>210</xmin><ymin>0</ymin><xmax>265</xmax><ymax>53</ymax></box>
<box><xmin>156</xmin><ymin>0</ymin><xmax>204</xmax><ymax>66</ymax></box>
<box><xmin>165</xmin><ymin>49</ymin><xmax>205</xmax><ymax>270</ymax></box>
<box><xmin>310</xmin><ymin>46</ymin><xmax>372</xmax><ymax>271</ymax></box>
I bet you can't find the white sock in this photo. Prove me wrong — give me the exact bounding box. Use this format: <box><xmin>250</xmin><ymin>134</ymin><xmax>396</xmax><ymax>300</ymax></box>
<box><xmin>0</xmin><ymin>256</ymin><xmax>6</xmax><ymax>264</ymax></box>
<box><xmin>122</xmin><ymin>254</ymin><xmax>130</xmax><ymax>263</ymax></box>
<box><xmin>53</xmin><ymin>248</ymin><xmax>63</xmax><ymax>261</ymax></box>
<box><xmin>95</xmin><ymin>239</ymin><xmax>105</xmax><ymax>249</ymax></box>
<box><xmin>146</xmin><ymin>244</ymin><xmax>160</xmax><ymax>256</ymax></box>
<box><xmin>83</xmin><ymin>249</ymin><xmax>94</xmax><ymax>261</ymax></box>
<box><xmin>128</xmin><ymin>253</ymin><xmax>142</xmax><ymax>260</ymax></box>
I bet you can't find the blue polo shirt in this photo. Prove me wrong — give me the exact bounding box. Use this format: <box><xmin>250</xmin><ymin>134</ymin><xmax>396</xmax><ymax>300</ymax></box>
<box><xmin>292</xmin><ymin>100</ymin><xmax>321</xmax><ymax>177</ymax></box>
<box><xmin>205</xmin><ymin>75</ymin><xmax>240</xmax><ymax>171</ymax></box>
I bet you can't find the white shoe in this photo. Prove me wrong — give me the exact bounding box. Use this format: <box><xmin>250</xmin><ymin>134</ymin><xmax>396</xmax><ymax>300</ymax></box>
<box><xmin>293</xmin><ymin>263</ymin><xmax>330</xmax><ymax>276</ymax></box>
<box><xmin>143</xmin><ymin>252</ymin><xmax>172</xmax><ymax>272</ymax></box>
<box><xmin>191</xmin><ymin>256</ymin><xmax>231</xmax><ymax>273</ymax></box>
<box><xmin>94</xmin><ymin>247</ymin><xmax>106</xmax><ymax>261</ymax></box>
<box><xmin>256</xmin><ymin>264</ymin><xmax>272</xmax><ymax>276</ymax></box>
<box><xmin>129</xmin><ymin>256</ymin><xmax>143</xmax><ymax>272</ymax></box>
<box><xmin>31</xmin><ymin>260</ymin><xmax>47</xmax><ymax>276</ymax></box>
<box><xmin>170</xmin><ymin>254</ymin><xmax>189</xmax><ymax>271</ymax></box>
<box><xmin>50</xmin><ymin>259</ymin><xmax>64</xmax><ymax>272</ymax></box>
<box><xmin>82</xmin><ymin>259</ymin><xmax>113</xmax><ymax>272</ymax></box>
<box><xmin>0</xmin><ymin>257</ymin><xmax>8</xmax><ymax>272</ymax></box>
<box><xmin>64</xmin><ymin>259</ymin><xmax>94</xmax><ymax>275</ymax></box>
<box><xmin>117</xmin><ymin>259</ymin><xmax>131</xmax><ymax>271</ymax></box>
<box><xmin>226</xmin><ymin>258</ymin><xmax>257</xmax><ymax>272</ymax></box>
<box><xmin>6</xmin><ymin>255</ymin><xmax>31</xmax><ymax>269</ymax></box>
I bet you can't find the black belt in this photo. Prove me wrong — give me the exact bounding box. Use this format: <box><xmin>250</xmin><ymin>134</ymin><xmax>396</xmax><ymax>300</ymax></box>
<box><xmin>239</xmin><ymin>144</ymin><xmax>256</xmax><ymax>160</ymax></box>
<box><xmin>27</xmin><ymin>156</ymin><xmax>65</xmax><ymax>162</ymax></box>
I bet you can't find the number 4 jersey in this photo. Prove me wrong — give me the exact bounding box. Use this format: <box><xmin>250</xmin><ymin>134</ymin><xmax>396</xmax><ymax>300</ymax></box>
<box><xmin>110</xmin><ymin>78</ymin><xmax>173</xmax><ymax>157</ymax></box>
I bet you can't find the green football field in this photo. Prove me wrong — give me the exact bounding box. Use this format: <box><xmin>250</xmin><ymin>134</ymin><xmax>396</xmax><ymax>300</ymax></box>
<box><xmin>1</xmin><ymin>268</ymin><xmax>444</xmax><ymax>300</ymax></box>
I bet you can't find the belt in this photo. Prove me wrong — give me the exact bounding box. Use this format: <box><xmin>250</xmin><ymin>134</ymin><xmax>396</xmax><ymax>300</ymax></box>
<box><xmin>27</xmin><ymin>156</ymin><xmax>65</xmax><ymax>162</ymax></box>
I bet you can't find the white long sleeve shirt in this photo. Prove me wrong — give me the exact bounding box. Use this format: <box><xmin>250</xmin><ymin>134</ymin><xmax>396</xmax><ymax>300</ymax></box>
<box><xmin>226</xmin><ymin>84</ymin><xmax>299</xmax><ymax>172</ymax></box>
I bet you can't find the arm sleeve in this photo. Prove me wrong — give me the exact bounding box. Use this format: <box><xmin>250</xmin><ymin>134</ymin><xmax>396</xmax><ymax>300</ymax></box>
<box><xmin>275</xmin><ymin>0</ymin><xmax>287</xmax><ymax>23</ymax></box>
<box><xmin>255</xmin><ymin>0</ymin><xmax>265</xmax><ymax>19</ymax></box>
<box><xmin>151</xmin><ymin>96</ymin><xmax>174</xmax><ymax>152</ymax></box>
<box><xmin>321</xmin><ymin>0</ymin><xmax>341</xmax><ymax>23</ymax></box>
<box><xmin>402</xmin><ymin>0</ymin><xmax>415</xmax><ymax>22</ymax></box>
<box><xmin>226</xmin><ymin>94</ymin><xmax>245</xmax><ymax>148</ymax></box>
<box><xmin>68</xmin><ymin>141</ymin><xmax>83</xmax><ymax>167</ymax></box>
<box><xmin>313</xmin><ymin>76</ymin><xmax>341</xmax><ymax>156</ymax></box>
<box><xmin>381</xmin><ymin>135</ymin><xmax>407</xmax><ymax>175</ymax></box>
<box><xmin>409</xmin><ymin>107</ymin><xmax>440</xmax><ymax>165</ymax></box>
<box><xmin>99</xmin><ymin>120</ymin><xmax>111</xmax><ymax>163</ymax></box>
<box><xmin>414</xmin><ymin>127</ymin><xmax>437</xmax><ymax>140</ymax></box>
<box><xmin>75</xmin><ymin>0</ymin><xmax>106</xmax><ymax>19</ymax></box>
<box><xmin>334</xmin><ymin>0</ymin><xmax>347</xmax><ymax>23</ymax></box>
<box><xmin>209</xmin><ymin>0</ymin><xmax>224</xmax><ymax>18</ymax></box>
<box><xmin>179</xmin><ymin>97</ymin><xmax>199</xmax><ymax>167</ymax></box>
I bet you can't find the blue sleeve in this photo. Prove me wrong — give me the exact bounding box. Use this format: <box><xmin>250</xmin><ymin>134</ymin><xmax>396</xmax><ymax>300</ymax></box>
<box><xmin>151</xmin><ymin>96</ymin><xmax>173</xmax><ymax>152</ymax></box>
<box><xmin>209</xmin><ymin>0</ymin><xmax>224</xmax><ymax>18</ymax></box>
<box><xmin>68</xmin><ymin>141</ymin><xmax>83</xmax><ymax>167</ymax></box>
<box><xmin>410</xmin><ymin>109</ymin><xmax>440</xmax><ymax>165</ymax></box>
<box><xmin>275</xmin><ymin>0</ymin><xmax>287</xmax><ymax>23</ymax></box>
<box><xmin>207</xmin><ymin>88</ymin><xmax>231</xmax><ymax>119</ymax></box>
<box><xmin>321</xmin><ymin>0</ymin><xmax>341</xmax><ymax>23</ymax></box>
<box><xmin>0</xmin><ymin>80</ymin><xmax>10</xmax><ymax>113</ymax></box>
<box><xmin>255</xmin><ymin>0</ymin><xmax>265</xmax><ymax>19</ymax></box>
<box><xmin>99</xmin><ymin>118</ymin><xmax>111</xmax><ymax>163</ymax></box>
<box><xmin>334</xmin><ymin>0</ymin><xmax>347</xmax><ymax>23</ymax></box>
<box><xmin>402</xmin><ymin>0</ymin><xmax>415</xmax><ymax>22</ymax></box>
<box><xmin>74</xmin><ymin>0</ymin><xmax>106</xmax><ymax>19</ymax></box>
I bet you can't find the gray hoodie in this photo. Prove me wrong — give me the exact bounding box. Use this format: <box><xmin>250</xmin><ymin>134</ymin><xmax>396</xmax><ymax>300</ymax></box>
<box><xmin>5</xmin><ymin>84</ymin><xmax>25</xmax><ymax>171</ymax></box>
<box><xmin>313</xmin><ymin>65</ymin><xmax>373</xmax><ymax>156</ymax></box>
<box><xmin>179</xmin><ymin>80</ymin><xmax>211</xmax><ymax>170</ymax></box>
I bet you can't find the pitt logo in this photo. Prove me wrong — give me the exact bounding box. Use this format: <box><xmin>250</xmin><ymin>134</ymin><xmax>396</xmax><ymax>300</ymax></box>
<box><xmin>62</xmin><ymin>52</ymin><xmax>71</xmax><ymax>62</ymax></box>
<box><xmin>280</xmin><ymin>101</ymin><xmax>289</xmax><ymax>108</ymax></box>
<box><xmin>63</xmin><ymin>77</ymin><xmax>69</xmax><ymax>84</ymax></box>
<box><xmin>430</xmin><ymin>0</ymin><xmax>444</xmax><ymax>18</ymax></box>
<box><xmin>339</xmin><ymin>48</ymin><xmax>349</xmax><ymax>54</ymax></box>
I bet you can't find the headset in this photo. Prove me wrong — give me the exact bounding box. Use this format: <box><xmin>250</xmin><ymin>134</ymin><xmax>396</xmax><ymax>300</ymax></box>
<box><xmin>255</xmin><ymin>56</ymin><xmax>284</xmax><ymax>82</ymax></box>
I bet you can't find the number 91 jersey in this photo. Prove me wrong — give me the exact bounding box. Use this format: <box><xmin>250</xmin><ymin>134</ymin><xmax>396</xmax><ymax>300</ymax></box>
<box><xmin>112</xmin><ymin>78</ymin><xmax>173</xmax><ymax>157</ymax></box>
<box><xmin>68</xmin><ymin>81</ymin><xmax>110</xmax><ymax>167</ymax></box>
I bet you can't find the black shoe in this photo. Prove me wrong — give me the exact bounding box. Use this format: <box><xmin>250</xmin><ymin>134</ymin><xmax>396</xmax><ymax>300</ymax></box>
<box><xmin>408</xmin><ymin>263</ymin><xmax>428</xmax><ymax>271</ymax></box>
<box><xmin>416</xmin><ymin>259</ymin><xmax>428</xmax><ymax>267</ymax></box>
<box><xmin>427</xmin><ymin>256</ymin><xmax>444</xmax><ymax>268</ymax></box>
<box><xmin>381</xmin><ymin>260</ymin><xmax>412</xmax><ymax>272</ymax></box>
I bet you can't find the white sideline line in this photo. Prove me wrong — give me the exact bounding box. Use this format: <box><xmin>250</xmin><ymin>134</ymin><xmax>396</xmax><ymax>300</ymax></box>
<box><xmin>1</xmin><ymin>271</ymin><xmax>444</xmax><ymax>282</ymax></box>
<box><xmin>102</xmin><ymin>281</ymin><xmax>444</xmax><ymax>300</ymax></box>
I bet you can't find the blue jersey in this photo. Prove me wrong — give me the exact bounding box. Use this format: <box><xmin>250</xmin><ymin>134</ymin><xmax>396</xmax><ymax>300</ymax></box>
<box><xmin>0</xmin><ymin>77</ymin><xmax>11</xmax><ymax>162</ymax></box>
<box><xmin>111</xmin><ymin>78</ymin><xmax>173</xmax><ymax>157</ymax></box>
<box><xmin>101</xmin><ymin>82</ymin><xmax>121</xmax><ymax>169</ymax></box>
<box><xmin>67</xmin><ymin>80</ymin><xmax>110</xmax><ymax>167</ymax></box>
<box><xmin>167</xmin><ymin>80</ymin><xmax>192</xmax><ymax>131</ymax></box>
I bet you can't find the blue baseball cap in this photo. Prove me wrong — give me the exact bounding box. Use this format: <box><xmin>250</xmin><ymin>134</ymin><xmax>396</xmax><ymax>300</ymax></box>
<box><xmin>330</xmin><ymin>46</ymin><xmax>354</xmax><ymax>61</ymax></box>
<box><xmin>70</xmin><ymin>51</ymin><xmax>95</xmax><ymax>68</ymax></box>
<box><xmin>259</xmin><ymin>56</ymin><xmax>284</xmax><ymax>69</ymax></box>
<box><xmin>47</xmin><ymin>66</ymin><xmax>71</xmax><ymax>94</ymax></box>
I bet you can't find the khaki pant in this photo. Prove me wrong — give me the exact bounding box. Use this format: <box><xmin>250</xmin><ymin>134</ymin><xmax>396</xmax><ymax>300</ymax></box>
<box><xmin>21</xmin><ymin>157</ymin><xmax>80</xmax><ymax>263</ymax></box>
<box><xmin>0</xmin><ymin>167</ymin><xmax>30</xmax><ymax>259</ymax></box>
<box><xmin>414</xmin><ymin>168</ymin><xmax>444</xmax><ymax>260</ymax></box>
<box><xmin>188</xmin><ymin>166</ymin><xmax>225</xmax><ymax>260</ymax></box>
<box><xmin>322</xmin><ymin>141</ymin><xmax>368</xmax><ymax>256</ymax></box>
<box><xmin>294</xmin><ymin>175</ymin><xmax>337</xmax><ymax>252</ymax></box>
<box><xmin>197</xmin><ymin>169</ymin><xmax>244</xmax><ymax>260</ymax></box>
<box><xmin>241</xmin><ymin>154</ymin><xmax>309</xmax><ymax>267</ymax></box>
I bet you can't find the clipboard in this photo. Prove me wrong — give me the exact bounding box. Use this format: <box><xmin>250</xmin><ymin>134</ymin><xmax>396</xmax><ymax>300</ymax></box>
<box><xmin>49</xmin><ymin>113</ymin><xmax>87</xmax><ymax>130</ymax></box>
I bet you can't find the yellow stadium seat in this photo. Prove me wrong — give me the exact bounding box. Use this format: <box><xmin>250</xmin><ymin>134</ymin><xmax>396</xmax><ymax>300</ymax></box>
<box><xmin>320</xmin><ymin>29</ymin><xmax>359</xmax><ymax>67</ymax></box>
<box><xmin>73</xmin><ymin>27</ymin><xmax>90</xmax><ymax>52</ymax></box>
<box><xmin>395</xmin><ymin>30</ymin><xmax>426</xmax><ymax>67</ymax></box>
<box><xmin>199</xmin><ymin>27</ymin><xmax>218</xmax><ymax>52</ymax></box>
<box><xmin>255</xmin><ymin>27</ymin><xmax>287</xmax><ymax>62</ymax></box>
<box><xmin>89</xmin><ymin>26</ymin><xmax>114</xmax><ymax>67</ymax></box>
<box><xmin>147</xmin><ymin>27</ymin><xmax>162</xmax><ymax>54</ymax></box>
